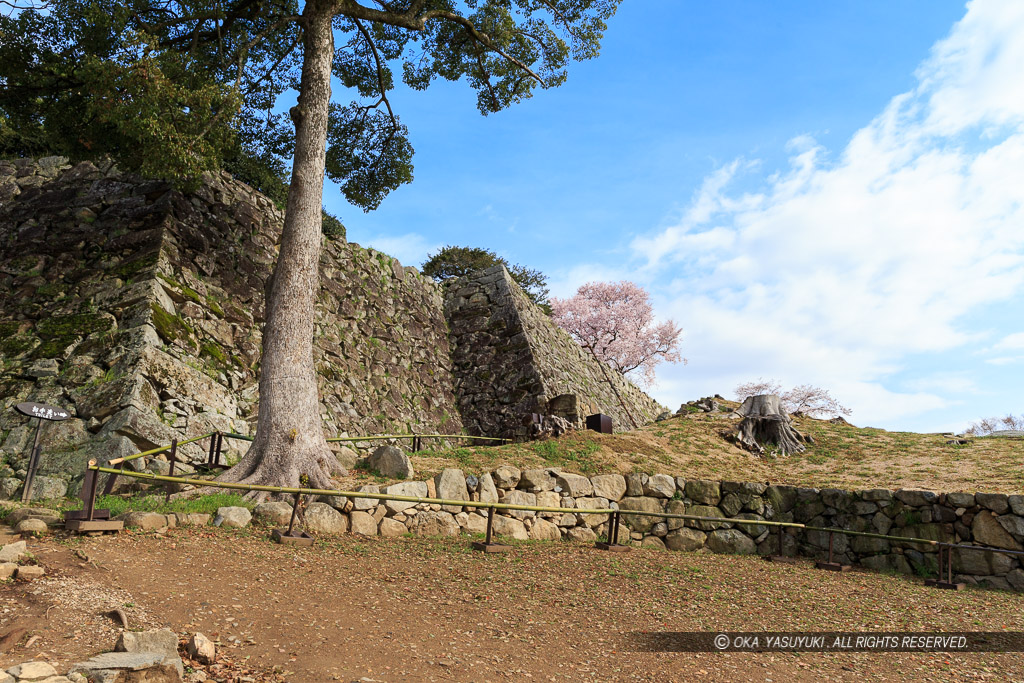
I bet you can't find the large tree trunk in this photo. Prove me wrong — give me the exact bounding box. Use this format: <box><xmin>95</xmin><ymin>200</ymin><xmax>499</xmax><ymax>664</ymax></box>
<box><xmin>218</xmin><ymin>2</ymin><xmax>341</xmax><ymax>496</ymax></box>
<box><xmin>735</xmin><ymin>394</ymin><xmax>809</xmax><ymax>456</ymax></box>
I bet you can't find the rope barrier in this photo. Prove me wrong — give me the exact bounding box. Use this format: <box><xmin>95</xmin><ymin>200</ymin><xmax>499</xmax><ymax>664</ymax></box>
<box><xmin>84</xmin><ymin>433</ymin><xmax>1024</xmax><ymax>583</ymax></box>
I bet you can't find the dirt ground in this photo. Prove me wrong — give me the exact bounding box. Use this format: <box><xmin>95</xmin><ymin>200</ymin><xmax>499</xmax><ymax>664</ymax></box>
<box><xmin>3</xmin><ymin>524</ymin><xmax>1024</xmax><ymax>682</ymax></box>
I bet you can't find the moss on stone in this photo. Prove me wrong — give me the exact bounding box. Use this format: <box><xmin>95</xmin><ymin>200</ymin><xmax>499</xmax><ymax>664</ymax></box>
<box><xmin>0</xmin><ymin>321</ymin><xmax>20</xmax><ymax>340</ymax></box>
<box><xmin>181</xmin><ymin>286</ymin><xmax>202</xmax><ymax>304</ymax></box>
<box><xmin>206</xmin><ymin>295</ymin><xmax>225</xmax><ymax>318</ymax></box>
<box><xmin>200</xmin><ymin>341</ymin><xmax>227</xmax><ymax>364</ymax></box>
<box><xmin>0</xmin><ymin>333</ymin><xmax>35</xmax><ymax>356</ymax></box>
<box><xmin>150</xmin><ymin>303</ymin><xmax>192</xmax><ymax>343</ymax></box>
<box><xmin>108</xmin><ymin>251</ymin><xmax>159</xmax><ymax>282</ymax></box>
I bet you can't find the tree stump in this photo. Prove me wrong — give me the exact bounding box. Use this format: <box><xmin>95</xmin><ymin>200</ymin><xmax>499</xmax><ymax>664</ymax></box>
<box><xmin>735</xmin><ymin>394</ymin><xmax>809</xmax><ymax>456</ymax></box>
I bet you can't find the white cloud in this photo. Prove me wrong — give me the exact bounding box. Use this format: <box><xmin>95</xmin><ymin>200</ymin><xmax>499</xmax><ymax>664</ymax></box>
<box><xmin>356</xmin><ymin>233</ymin><xmax>440</xmax><ymax>270</ymax></box>
<box><xmin>992</xmin><ymin>331</ymin><xmax>1024</xmax><ymax>350</ymax></box>
<box><xmin>635</xmin><ymin>0</ymin><xmax>1024</xmax><ymax>428</ymax></box>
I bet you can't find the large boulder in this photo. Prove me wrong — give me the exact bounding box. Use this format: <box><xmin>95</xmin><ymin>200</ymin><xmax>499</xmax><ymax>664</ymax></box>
<box><xmin>24</xmin><ymin>475</ymin><xmax>67</xmax><ymax>500</ymax></box>
<box><xmin>366</xmin><ymin>445</ymin><xmax>414</xmax><ymax>479</ymax></box>
<box><xmin>349</xmin><ymin>511</ymin><xmax>378</xmax><ymax>535</ymax></box>
<box><xmin>383</xmin><ymin>481</ymin><xmax>429</xmax><ymax>513</ymax></box>
<box><xmin>213</xmin><ymin>506</ymin><xmax>251</xmax><ymax>529</ymax></box>
<box><xmin>643</xmin><ymin>474</ymin><xmax>676</xmax><ymax>499</ymax></box>
<box><xmin>555</xmin><ymin>473</ymin><xmax>593</xmax><ymax>498</ymax></box>
<box><xmin>434</xmin><ymin>469</ymin><xmax>469</xmax><ymax>512</ymax></box>
<box><xmin>500</xmin><ymin>490</ymin><xmax>537</xmax><ymax>519</ymax></box>
<box><xmin>408</xmin><ymin>511</ymin><xmax>460</xmax><ymax>537</ymax></box>
<box><xmin>121</xmin><ymin>511</ymin><xmax>169</xmax><ymax>531</ymax></box>
<box><xmin>492</xmin><ymin>465</ymin><xmax>521</xmax><ymax>489</ymax></box>
<box><xmin>618</xmin><ymin>497</ymin><xmax>664</xmax><ymax>533</ymax></box>
<box><xmin>706</xmin><ymin>529</ymin><xmax>756</xmax><ymax>555</ymax></box>
<box><xmin>665</xmin><ymin>527</ymin><xmax>707</xmax><ymax>552</ymax></box>
<box><xmin>116</xmin><ymin>628</ymin><xmax>180</xmax><ymax>659</ymax></box>
<box><xmin>590</xmin><ymin>474</ymin><xmax>626</xmax><ymax>501</ymax></box>
<box><xmin>529</xmin><ymin>518</ymin><xmax>561</xmax><ymax>541</ymax></box>
<box><xmin>491</xmin><ymin>514</ymin><xmax>528</xmax><ymax>540</ymax></box>
<box><xmin>519</xmin><ymin>467</ymin><xmax>560</xmax><ymax>492</ymax></box>
<box><xmin>478</xmin><ymin>473</ymin><xmax>499</xmax><ymax>503</ymax></box>
<box><xmin>253</xmin><ymin>501</ymin><xmax>294</xmax><ymax>526</ymax></box>
<box><xmin>972</xmin><ymin>511</ymin><xmax>1023</xmax><ymax>550</ymax></box>
<box><xmin>685</xmin><ymin>480</ymin><xmax>721</xmax><ymax>505</ymax></box>
<box><xmin>70</xmin><ymin>652</ymin><xmax>183</xmax><ymax>683</ymax></box>
<box><xmin>303</xmin><ymin>503</ymin><xmax>348</xmax><ymax>535</ymax></box>
<box><xmin>7</xmin><ymin>508</ymin><xmax>60</xmax><ymax>526</ymax></box>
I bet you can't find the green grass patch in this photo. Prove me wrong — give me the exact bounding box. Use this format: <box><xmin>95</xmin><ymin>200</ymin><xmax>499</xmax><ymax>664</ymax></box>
<box><xmin>63</xmin><ymin>492</ymin><xmax>252</xmax><ymax>517</ymax></box>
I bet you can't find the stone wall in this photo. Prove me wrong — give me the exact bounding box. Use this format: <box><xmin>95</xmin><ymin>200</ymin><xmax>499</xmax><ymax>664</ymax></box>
<box><xmin>243</xmin><ymin>466</ymin><xmax>1021</xmax><ymax>591</ymax></box>
<box><xmin>445</xmin><ymin>266</ymin><xmax>665</xmax><ymax>439</ymax></box>
<box><xmin>0</xmin><ymin>157</ymin><xmax>463</xmax><ymax>496</ymax></box>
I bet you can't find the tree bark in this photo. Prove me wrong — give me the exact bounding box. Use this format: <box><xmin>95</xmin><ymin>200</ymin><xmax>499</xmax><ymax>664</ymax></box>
<box><xmin>735</xmin><ymin>394</ymin><xmax>808</xmax><ymax>456</ymax></box>
<box><xmin>218</xmin><ymin>1</ymin><xmax>341</xmax><ymax>497</ymax></box>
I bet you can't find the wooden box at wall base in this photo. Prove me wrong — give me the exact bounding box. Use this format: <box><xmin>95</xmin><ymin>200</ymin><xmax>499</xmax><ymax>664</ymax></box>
<box><xmin>586</xmin><ymin>413</ymin><xmax>613</xmax><ymax>434</ymax></box>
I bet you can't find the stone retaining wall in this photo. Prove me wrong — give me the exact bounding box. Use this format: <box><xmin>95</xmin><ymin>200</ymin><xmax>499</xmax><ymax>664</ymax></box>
<box><xmin>445</xmin><ymin>266</ymin><xmax>665</xmax><ymax>439</ymax></box>
<box><xmin>258</xmin><ymin>467</ymin><xmax>1023</xmax><ymax>591</ymax></box>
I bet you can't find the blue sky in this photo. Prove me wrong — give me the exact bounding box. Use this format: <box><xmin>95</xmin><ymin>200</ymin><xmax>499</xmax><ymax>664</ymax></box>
<box><xmin>322</xmin><ymin>0</ymin><xmax>1024</xmax><ymax>434</ymax></box>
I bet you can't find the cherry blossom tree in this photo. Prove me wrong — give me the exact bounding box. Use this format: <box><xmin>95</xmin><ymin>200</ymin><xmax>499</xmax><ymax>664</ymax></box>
<box><xmin>735</xmin><ymin>380</ymin><xmax>852</xmax><ymax>418</ymax></box>
<box><xmin>550</xmin><ymin>281</ymin><xmax>684</xmax><ymax>387</ymax></box>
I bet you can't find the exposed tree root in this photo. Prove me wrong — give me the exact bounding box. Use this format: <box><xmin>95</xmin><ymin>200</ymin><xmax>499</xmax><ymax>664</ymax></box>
<box><xmin>735</xmin><ymin>394</ymin><xmax>809</xmax><ymax>456</ymax></box>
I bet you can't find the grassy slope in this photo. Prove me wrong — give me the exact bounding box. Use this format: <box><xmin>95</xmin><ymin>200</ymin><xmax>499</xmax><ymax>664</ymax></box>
<box><xmin>380</xmin><ymin>401</ymin><xmax>1023</xmax><ymax>495</ymax></box>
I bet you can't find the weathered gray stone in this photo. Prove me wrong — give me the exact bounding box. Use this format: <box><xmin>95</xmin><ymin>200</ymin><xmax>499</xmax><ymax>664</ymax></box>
<box><xmin>24</xmin><ymin>475</ymin><xmax>67</xmax><ymax>500</ymax></box>
<box><xmin>379</xmin><ymin>517</ymin><xmax>408</xmax><ymax>537</ymax></box>
<box><xmin>733</xmin><ymin>513</ymin><xmax>767</xmax><ymax>538</ymax></box>
<box><xmin>764</xmin><ymin>485</ymin><xmax>797</xmax><ymax>514</ymax></box>
<box><xmin>857</xmin><ymin>488</ymin><xmax>891</xmax><ymax>503</ymax></box>
<box><xmin>408</xmin><ymin>510</ymin><xmax>459</xmax><ymax>537</ymax></box>
<box><xmin>519</xmin><ymin>467</ymin><xmax>559</xmax><ymax>492</ymax></box>
<box><xmin>946</xmin><ymin>492</ymin><xmax>976</xmax><ymax>508</ymax></box>
<box><xmin>641</xmin><ymin>535</ymin><xmax>666</xmax><ymax>549</ymax></box>
<box><xmin>555</xmin><ymin>473</ymin><xmax>593</xmax><ymax>498</ymax></box>
<box><xmin>213</xmin><ymin>506</ymin><xmax>251</xmax><ymax>529</ymax></box>
<box><xmin>0</xmin><ymin>478</ymin><xmax>20</xmax><ymax>500</ymax></box>
<box><xmin>643</xmin><ymin>474</ymin><xmax>675</xmax><ymax>499</ymax></box>
<box><xmin>367</xmin><ymin>445</ymin><xmax>414</xmax><ymax>479</ymax></box>
<box><xmin>187</xmin><ymin>632</ymin><xmax>215</xmax><ymax>665</ymax></box>
<box><xmin>303</xmin><ymin>503</ymin><xmax>348</xmax><ymax>535</ymax></box>
<box><xmin>121</xmin><ymin>511</ymin><xmax>169</xmax><ymax>531</ymax></box>
<box><xmin>491</xmin><ymin>514</ymin><xmax>528</xmax><ymax>540</ymax></box>
<box><xmin>7</xmin><ymin>508</ymin><xmax>59</xmax><ymax>526</ymax></box>
<box><xmin>16</xmin><ymin>518</ymin><xmax>48</xmax><ymax>535</ymax></box>
<box><xmin>821</xmin><ymin>489</ymin><xmax>853</xmax><ymax>511</ymax></box>
<box><xmin>0</xmin><ymin>563</ymin><xmax>16</xmax><ymax>579</ymax></box>
<box><xmin>860</xmin><ymin>553</ymin><xmax>912</xmax><ymax>575</ymax></box>
<box><xmin>492</xmin><ymin>465</ymin><xmax>521</xmax><ymax>489</ymax></box>
<box><xmin>685</xmin><ymin>479</ymin><xmax>720</xmax><ymax>505</ymax></box>
<box><xmin>625</xmin><ymin>472</ymin><xmax>647</xmax><ymax>496</ymax></box>
<box><xmin>718</xmin><ymin>493</ymin><xmax>742</xmax><ymax>517</ymax></box>
<box><xmin>175</xmin><ymin>513</ymin><xmax>210</xmax><ymax>526</ymax></box>
<box><xmin>7</xmin><ymin>662</ymin><xmax>58</xmax><ymax>680</ymax></box>
<box><xmin>894</xmin><ymin>489</ymin><xmax>938</xmax><ymax>506</ymax></box>
<box><xmin>352</xmin><ymin>485</ymin><xmax>379</xmax><ymax>511</ymax></box>
<box><xmin>434</xmin><ymin>468</ymin><xmax>469</xmax><ymax>512</ymax></box>
<box><xmin>14</xmin><ymin>565</ymin><xmax>44</xmax><ymax>579</ymax></box>
<box><xmin>383</xmin><ymin>481</ymin><xmax>428</xmax><ymax>513</ymax></box>
<box><xmin>501</xmin><ymin>490</ymin><xmax>537</xmax><ymax>519</ymax></box>
<box><xmin>116</xmin><ymin>628</ymin><xmax>179</xmax><ymax>658</ymax></box>
<box><xmin>573</xmin><ymin>497</ymin><xmax>611</xmax><ymax>527</ymax></box>
<box><xmin>70</xmin><ymin>652</ymin><xmax>183</xmax><ymax>682</ymax></box>
<box><xmin>253</xmin><ymin>501</ymin><xmax>293</xmax><ymax>526</ymax></box>
<box><xmin>952</xmin><ymin>546</ymin><xmax>1016</xmax><ymax>575</ymax></box>
<box><xmin>683</xmin><ymin>504</ymin><xmax>730</xmax><ymax>531</ymax></box>
<box><xmin>349</xmin><ymin>510</ymin><xmax>378</xmax><ymax>535</ymax></box>
<box><xmin>998</xmin><ymin>514</ymin><xmax>1024</xmax><ymax>539</ymax></box>
<box><xmin>722</xmin><ymin>481</ymin><xmax>767</xmax><ymax>496</ymax></box>
<box><xmin>529</xmin><ymin>518</ymin><xmax>561</xmax><ymax>541</ymax></box>
<box><xmin>618</xmin><ymin>496</ymin><xmax>664</xmax><ymax>533</ymax></box>
<box><xmin>706</xmin><ymin>529</ymin><xmax>756</xmax><ymax>555</ymax></box>
<box><xmin>665</xmin><ymin>527</ymin><xmax>706</xmax><ymax>552</ymax></box>
<box><xmin>478</xmin><ymin>473</ymin><xmax>499</xmax><ymax>503</ymax></box>
<box><xmin>975</xmin><ymin>493</ymin><xmax>1010</xmax><ymax>515</ymax></box>
<box><xmin>1008</xmin><ymin>495</ymin><xmax>1024</xmax><ymax>517</ymax></box>
<box><xmin>851</xmin><ymin>535</ymin><xmax>890</xmax><ymax>555</ymax></box>
<box><xmin>565</xmin><ymin>526</ymin><xmax>597</xmax><ymax>543</ymax></box>
<box><xmin>973</xmin><ymin>511</ymin><xmax>1023</xmax><ymax>550</ymax></box>
<box><xmin>1007</xmin><ymin>568</ymin><xmax>1024</xmax><ymax>591</ymax></box>
<box><xmin>589</xmin><ymin>474</ymin><xmax>626</xmax><ymax>501</ymax></box>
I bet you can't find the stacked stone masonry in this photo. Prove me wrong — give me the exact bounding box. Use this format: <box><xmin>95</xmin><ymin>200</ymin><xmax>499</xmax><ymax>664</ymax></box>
<box><xmin>445</xmin><ymin>265</ymin><xmax>665</xmax><ymax>439</ymax></box>
<box><xmin>0</xmin><ymin>157</ymin><xmax>663</xmax><ymax>495</ymax></box>
<box><xmin>0</xmin><ymin>157</ymin><xmax>464</xmax><ymax>494</ymax></box>
<box><xmin>93</xmin><ymin>468</ymin><xmax>1024</xmax><ymax>592</ymax></box>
